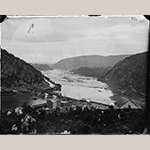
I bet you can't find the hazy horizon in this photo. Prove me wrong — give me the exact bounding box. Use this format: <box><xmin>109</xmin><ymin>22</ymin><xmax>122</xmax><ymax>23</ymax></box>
<box><xmin>1</xmin><ymin>15</ymin><xmax>148</xmax><ymax>64</ymax></box>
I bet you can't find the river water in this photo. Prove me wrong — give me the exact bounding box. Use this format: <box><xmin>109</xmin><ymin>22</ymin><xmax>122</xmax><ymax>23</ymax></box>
<box><xmin>1</xmin><ymin>69</ymin><xmax>114</xmax><ymax>110</ymax></box>
<box><xmin>42</xmin><ymin>69</ymin><xmax>114</xmax><ymax>105</ymax></box>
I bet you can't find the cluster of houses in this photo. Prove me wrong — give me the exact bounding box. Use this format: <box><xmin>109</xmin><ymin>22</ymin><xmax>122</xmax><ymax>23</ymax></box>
<box><xmin>31</xmin><ymin>93</ymin><xmax>111</xmax><ymax>112</ymax></box>
<box><xmin>31</xmin><ymin>93</ymin><xmax>139</xmax><ymax>112</ymax></box>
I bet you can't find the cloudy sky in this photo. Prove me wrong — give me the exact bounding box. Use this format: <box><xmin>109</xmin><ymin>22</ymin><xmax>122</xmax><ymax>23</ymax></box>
<box><xmin>1</xmin><ymin>15</ymin><xmax>149</xmax><ymax>64</ymax></box>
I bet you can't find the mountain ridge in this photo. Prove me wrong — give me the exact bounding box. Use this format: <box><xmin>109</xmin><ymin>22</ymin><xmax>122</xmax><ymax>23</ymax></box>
<box><xmin>52</xmin><ymin>54</ymin><xmax>130</xmax><ymax>70</ymax></box>
<box><xmin>105</xmin><ymin>52</ymin><xmax>147</xmax><ymax>98</ymax></box>
<box><xmin>71</xmin><ymin>66</ymin><xmax>111</xmax><ymax>81</ymax></box>
<box><xmin>30</xmin><ymin>63</ymin><xmax>53</xmax><ymax>71</ymax></box>
<box><xmin>1</xmin><ymin>49</ymin><xmax>58</xmax><ymax>92</ymax></box>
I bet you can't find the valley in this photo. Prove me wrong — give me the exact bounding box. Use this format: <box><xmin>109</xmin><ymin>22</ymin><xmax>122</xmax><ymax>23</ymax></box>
<box><xmin>0</xmin><ymin>48</ymin><xmax>147</xmax><ymax>134</ymax></box>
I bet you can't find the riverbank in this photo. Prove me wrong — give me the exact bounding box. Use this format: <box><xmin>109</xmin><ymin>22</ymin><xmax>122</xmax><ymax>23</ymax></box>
<box><xmin>109</xmin><ymin>87</ymin><xmax>146</xmax><ymax>109</ymax></box>
<box><xmin>69</xmin><ymin>68</ymin><xmax>146</xmax><ymax>109</ymax></box>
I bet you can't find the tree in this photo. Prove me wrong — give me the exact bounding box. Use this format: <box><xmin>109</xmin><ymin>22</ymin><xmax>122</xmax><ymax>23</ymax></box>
<box><xmin>109</xmin><ymin>105</ymin><xmax>114</xmax><ymax>110</ymax></box>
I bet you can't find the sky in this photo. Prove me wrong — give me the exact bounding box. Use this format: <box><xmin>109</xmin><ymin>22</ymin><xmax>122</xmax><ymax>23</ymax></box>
<box><xmin>1</xmin><ymin>15</ymin><xmax>149</xmax><ymax>64</ymax></box>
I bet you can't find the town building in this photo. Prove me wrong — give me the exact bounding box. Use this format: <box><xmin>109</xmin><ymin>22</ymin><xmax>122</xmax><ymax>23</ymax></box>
<box><xmin>31</xmin><ymin>99</ymin><xmax>47</xmax><ymax>109</ymax></box>
<box><xmin>47</xmin><ymin>99</ymin><xmax>57</xmax><ymax>109</ymax></box>
<box><xmin>89</xmin><ymin>101</ymin><xmax>110</xmax><ymax>109</ymax></box>
<box><xmin>115</xmin><ymin>97</ymin><xmax>139</xmax><ymax>109</ymax></box>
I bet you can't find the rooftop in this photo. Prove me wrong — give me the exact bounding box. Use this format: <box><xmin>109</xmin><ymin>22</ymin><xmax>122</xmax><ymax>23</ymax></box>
<box><xmin>47</xmin><ymin>99</ymin><xmax>57</xmax><ymax>103</ymax></box>
<box><xmin>115</xmin><ymin>97</ymin><xmax>130</xmax><ymax>107</ymax></box>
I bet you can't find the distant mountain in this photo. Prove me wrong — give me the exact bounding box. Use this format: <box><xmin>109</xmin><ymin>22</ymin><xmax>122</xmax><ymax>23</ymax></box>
<box><xmin>30</xmin><ymin>63</ymin><xmax>53</xmax><ymax>71</ymax></box>
<box><xmin>52</xmin><ymin>55</ymin><xmax>129</xmax><ymax>70</ymax></box>
<box><xmin>105</xmin><ymin>52</ymin><xmax>147</xmax><ymax>97</ymax></box>
<box><xmin>1</xmin><ymin>49</ymin><xmax>58</xmax><ymax>92</ymax></box>
<box><xmin>71</xmin><ymin>66</ymin><xmax>111</xmax><ymax>81</ymax></box>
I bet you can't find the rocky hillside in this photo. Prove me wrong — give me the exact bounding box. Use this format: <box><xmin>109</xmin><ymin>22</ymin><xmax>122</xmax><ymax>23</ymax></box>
<box><xmin>52</xmin><ymin>55</ymin><xmax>129</xmax><ymax>70</ymax></box>
<box><xmin>30</xmin><ymin>63</ymin><xmax>53</xmax><ymax>71</ymax></box>
<box><xmin>71</xmin><ymin>66</ymin><xmax>111</xmax><ymax>81</ymax></box>
<box><xmin>105</xmin><ymin>52</ymin><xmax>147</xmax><ymax>97</ymax></box>
<box><xmin>1</xmin><ymin>49</ymin><xmax>56</xmax><ymax>92</ymax></box>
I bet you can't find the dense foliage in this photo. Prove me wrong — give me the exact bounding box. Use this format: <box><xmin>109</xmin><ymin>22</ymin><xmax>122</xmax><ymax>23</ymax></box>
<box><xmin>0</xmin><ymin>105</ymin><xmax>147</xmax><ymax>134</ymax></box>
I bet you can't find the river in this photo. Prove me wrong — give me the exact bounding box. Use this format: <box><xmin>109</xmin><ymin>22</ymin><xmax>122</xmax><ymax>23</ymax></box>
<box><xmin>42</xmin><ymin>69</ymin><xmax>114</xmax><ymax>105</ymax></box>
